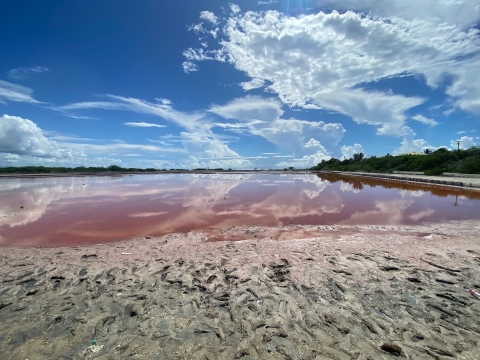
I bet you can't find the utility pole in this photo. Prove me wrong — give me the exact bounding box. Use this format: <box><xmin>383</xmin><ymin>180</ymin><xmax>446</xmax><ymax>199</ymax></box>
<box><xmin>456</xmin><ymin>140</ymin><xmax>462</xmax><ymax>152</ymax></box>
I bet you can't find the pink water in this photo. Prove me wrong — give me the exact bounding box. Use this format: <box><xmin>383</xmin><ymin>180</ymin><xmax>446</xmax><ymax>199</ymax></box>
<box><xmin>0</xmin><ymin>173</ymin><xmax>479</xmax><ymax>247</ymax></box>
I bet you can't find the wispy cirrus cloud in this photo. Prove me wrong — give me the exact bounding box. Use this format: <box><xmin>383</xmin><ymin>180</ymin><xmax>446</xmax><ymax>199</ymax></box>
<box><xmin>0</xmin><ymin>80</ymin><xmax>41</xmax><ymax>104</ymax></box>
<box><xmin>411</xmin><ymin>114</ymin><xmax>439</xmax><ymax>127</ymax></box>
<box><xmin>124</xmin><ymin>122</ymin><xmax>166</xmax><ymax>128</ymax></box>
<box><xmin>7</xmin><ymin>66</ymin><xmax>51</xmax><ymax>80</ymax></box>
<box><xmin>55</xmin><ymin>95</ymin><xmax>207</xmax><ymax>132</ymax></box>
<box><xmin>55</xmin><ymin>95</ymin><xmax>251</xmax><ymax>168</ymax></box>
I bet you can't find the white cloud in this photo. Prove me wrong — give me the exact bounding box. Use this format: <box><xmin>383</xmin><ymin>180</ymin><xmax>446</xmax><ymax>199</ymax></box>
<box><xmin>200</xmin><ymin>11</ymin><xmax>218</xmax><ymax>24</ymax></box>
<box><xmin>48</xmin><ymin>134</ymin><xmax>99</xmax><ymax>142</ymax></box>
<box><xmin>155</xmin><ymin>98</ymin><xmax>172</xmax><ymax>105</ymax></box>
<box><xmin>450</xmin><ymin>136</ymin><xmax>477</xmax><ymax>149</ymax></box>
<box><xmin>444</xmin><ymin>59</ymin><xmax>480</xmax><ymax>115</ymax></box>
<box><xmin>180</xmin><ymin>132</ymin><xmax>247</xmax><ymax>165</ymax></box>
<box><xmin>186</xmin><ymin>3</ymin><xmax>480</xmax><ymax>133</ymax></box>
<box><xmin>210</xmin><ymin>95</ymin><xmax>345</xmax><ymax>167</ymax></box>
<box><xmin>183</xmin><ymin>48</ymin><xmax>215</xmax><ymax>61</ymax></box>
<box><xmin>7</xmin><ymin>66</ymin><xmax>51</xmax><ymax>79</ymax></box>
<box><xmin>317</xmin><ymin>88</ymin><xmax>424</xmax><ymax>136</ymax></box>
<box><xmin>60</xmin><ymin>142</ymin><xmax>185</xmax><ymax>155</ymax></box>
<box><xmin>210</xmin><ymin>97</ymin><xmax>344</xmax><ymax>147</ymax></box>
<box><xmin>148</xmin><ymin>139</ymin><xmax>172</xmax><ymax>146</ymax></box>
<box><xmin>56</xmin><ymin>95</ymin><xmax>207</xmax><ymax>132</ymax></box>
<box><xmin>187</xmin><ymin>22</ymin><xmax>206</xmax><ymax>35</ymax></box>
<box><xmin>456</xmin><ymin>130</ymin><xmax>467</xmax><ymax>134</ymax></box>
<box><xmin>305</xmin><ymin>138</ymin><xmax>322</xmax><ymax>148</ymax></box>
<box><xmin>411</xmin><ymin>114</ymin><xmax>439</xmax><ymax>127</ymax></box>
<box><xmin>0</xmin><ymin>114</ymin><xmax>83</xmax><ymax>159</ymax></box>
<box><xmin>394</xmin><ymin>127</ymin><xmax>436</xmax><ymax>154</ymax></box>
<box><xmin>0</xmin><ymin>80</ymin><xmax>41</xmax><ymax>104</ymax></box>
<box><xmin>341</xmin><ymin>143</ymin><xmax>364</xmax><ymax>159</ymax></box>
<box><xmin>443</xmin><ymin>108</ymin><xmax>455</xmax><ymax>116</ymax></box>
<box><xmin>317</xmin><ymin>0</ymin><xmax>480</xmax><ymax>29</ymax></box>
<box><xmin>277</xmin><ymin>149</ymin><xmax>331</xmax><ymax>168</ymax></box>
<box><xmin>124</xmin><ymin>122</ymin><xmax>166</xmax><ymax>128</ymax></box>
<box><xmin>239</xmin><ymin>78</ymin><xmax>265</xmax><ymax>91</ymax></box>
<box><xmin>251</xmin><ymin>119</ymin><xmax>344</xmax><ymax>151</ymax></box>
<box><xmin>182</xmin><ymin>61</ymin><xmax>199</xmax><ymax>73</ymax></box>
<box><xmin>230</xmin><ymin>4</ymin><xmax>241</xmax><ymax>13</ymax></box>
<box><xmin>56</xmin><ymin>95</ymin><xmax>251</xmax><ymax>168</ymax></box>
<box><xmin>209</xmin><ymin>96</ymin><xmax>283</xmax><ymax>122</ymax></box>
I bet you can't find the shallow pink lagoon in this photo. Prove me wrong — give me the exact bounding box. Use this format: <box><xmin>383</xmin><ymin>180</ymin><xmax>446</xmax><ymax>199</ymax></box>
<box><xmin>1</xmin><ymin>173</ymin><xmax>479</xmax><ymax>247</ymax></box>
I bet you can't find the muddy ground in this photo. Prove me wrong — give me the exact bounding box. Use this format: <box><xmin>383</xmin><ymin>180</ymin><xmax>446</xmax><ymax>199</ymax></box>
<box><xmin>1</xmin><ymin>220</ymin><xmax>480</xmax><ymax>359</ymax></box>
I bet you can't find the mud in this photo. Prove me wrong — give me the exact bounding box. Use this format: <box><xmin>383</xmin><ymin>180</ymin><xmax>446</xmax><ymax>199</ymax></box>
<box><xmin>1</xmin><ymin>220</ymin><xmax>480</xmax><ymax>359</ymax></box>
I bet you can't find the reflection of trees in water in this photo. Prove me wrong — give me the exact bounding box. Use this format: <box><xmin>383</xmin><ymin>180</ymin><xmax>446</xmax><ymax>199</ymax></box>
<box><xmin>316</xmin><ymin>174</ymin><xmax>480</xmax><ymax>200</ymax></box>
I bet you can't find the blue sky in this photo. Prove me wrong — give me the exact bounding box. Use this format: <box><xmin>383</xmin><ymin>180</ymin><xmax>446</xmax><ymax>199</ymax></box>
<box><xmin>0</xmin><ymin>0</ymin><xmax>479</xmax><ymax>169</ymax></box>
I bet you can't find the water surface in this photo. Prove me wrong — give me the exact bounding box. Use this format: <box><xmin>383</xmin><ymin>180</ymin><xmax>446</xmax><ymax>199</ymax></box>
<box><xmin>0</xmin><ymin>173</ymin><xmax>479</xmax><ymax>247</ymax></box>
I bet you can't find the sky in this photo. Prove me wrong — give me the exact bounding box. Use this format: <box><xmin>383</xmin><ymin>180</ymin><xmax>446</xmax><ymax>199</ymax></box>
<box><xmin>0</xmin><ymin>0</ymin><xmax>479</xmax><ymax>169</ymax></box>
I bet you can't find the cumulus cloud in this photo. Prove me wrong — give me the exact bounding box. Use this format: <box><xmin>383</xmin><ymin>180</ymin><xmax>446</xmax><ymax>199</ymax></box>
<box><xmin>450</xmin><ymin>136</ymin><xmax>477</xmax><ymax>150</ymax></box>
<box><xmin>185</xmin><ymin>2</ymin><xmax>480</xmax><ymax>137</ymax></box>
<box><xmin>341</xmin><ymin>144</ymin><xmax>364</xmax><ymax>159</ymax></box>
<box><xmin>411</xmin><ymin>114</ymin><xmax>439</xmax><ymax>127</ymax></box>
<box><xmin>0</xmin><ymin>114</ymin><xmax>83</xmax><ymax>159</ymax></box>
<box><xmin>230</xmin><ymin>4</ymin><xmax>241</xmax><ymax>14</ymax></box>
<box><xmin>200</xmin><ymin>11</ymin><xmax>218</xmax><ymax>24</ymax></box>
<box><xmin>182</xmin><ymin>61</ymin><xmax>199</xmax><ymax>74</ymax></box>
<box><xmin>0</xmin><ymin>80</ymin><xmax>40</xmax><ymax>104</ymax></box>
<box><xmin>277</xmin><ymin>149</ymin><xmax>331</xmax><ymax>168</ymax></box>
<box><xmin>317</xmin><ymin>88</ymin><xmax>424</xmax><ymax>136</ymax></box>
<box><xmin>7</xmin><ymin>66</ymin><xmax>51</xmax><ymax>80</ymax></box>
<box><xmin>394</xmin><ymin>127</ymin><xmax>436</xmax><ymax>154</ymax></box>
<box><xmin>305</xmin><ymin>138</ymin><xmax>323</xmax><ymax>148</ymax></box>
<box><xmin>124</xmin><ymin>122</ymin><xmax>166</xmax><ymax>128</ymax></box>
<box><xmin>181</xmin><ymin>132</ymin><xmax>241</xmax><ymax>158</ymax></box>
<box><xmin>210</xmin><ymin>96</ymin><xmax>345</xmax><ymax>167</ymax></box>
<box><xmin>317</xmin><ymin>0</ymin><xmax>480</xmax><ymax>29</ymax></box>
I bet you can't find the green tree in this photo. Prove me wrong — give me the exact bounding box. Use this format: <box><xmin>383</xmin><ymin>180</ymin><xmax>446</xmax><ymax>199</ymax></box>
<box><xmin>353</xmin><ymin>153</ymin><xmax>364</xmax><ymax>163</ymax></box>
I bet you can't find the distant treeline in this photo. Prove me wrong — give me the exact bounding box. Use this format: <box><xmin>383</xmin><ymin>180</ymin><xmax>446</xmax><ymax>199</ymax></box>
<box><xmin>0</xmin><ymin>165</ymin><xmax>160</xmax><ymax>174</ymax></box>
<box><xmin>0</xmin><ymin>165</ymin><xmax>240</xmax><ymax>174</ymax></box>
<box><xmin>310</xmin><ymin>147</ymin><xmax>480</xmax><ymax>175</ymax></box>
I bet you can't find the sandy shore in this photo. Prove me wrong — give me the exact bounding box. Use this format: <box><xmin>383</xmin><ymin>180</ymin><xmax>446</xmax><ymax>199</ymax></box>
<box><xmin>1</xmin><ymin>221</ymin><xmax>480</xmax><ymax>359</ymax></box>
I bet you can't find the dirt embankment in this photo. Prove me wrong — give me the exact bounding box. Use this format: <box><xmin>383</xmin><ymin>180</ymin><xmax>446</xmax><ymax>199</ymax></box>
<box><xmin>1</xmin><ymin>220</ymin><xmax>480</xmax><ymax>359</ymax></box>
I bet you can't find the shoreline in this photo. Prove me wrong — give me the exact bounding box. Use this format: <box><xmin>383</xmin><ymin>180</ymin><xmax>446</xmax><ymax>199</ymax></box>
<box><xmin>1</xmin><ymin>220</ymin><xmax>480</xmax><ymax>358</ymax></box>
<box><xmin>315</xmin><ymin>171</ymin><xmax>480</xmax><ymax>192</ymax></box>
<box><xmin>0</xmin><ymin>170</ymin><xmax>300</xmax><ymax>179</ymax></box>
<box><xmin>2</xmin><ymin>170</ymin><xmax>480</xmax><ymax>193</ymax></box>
